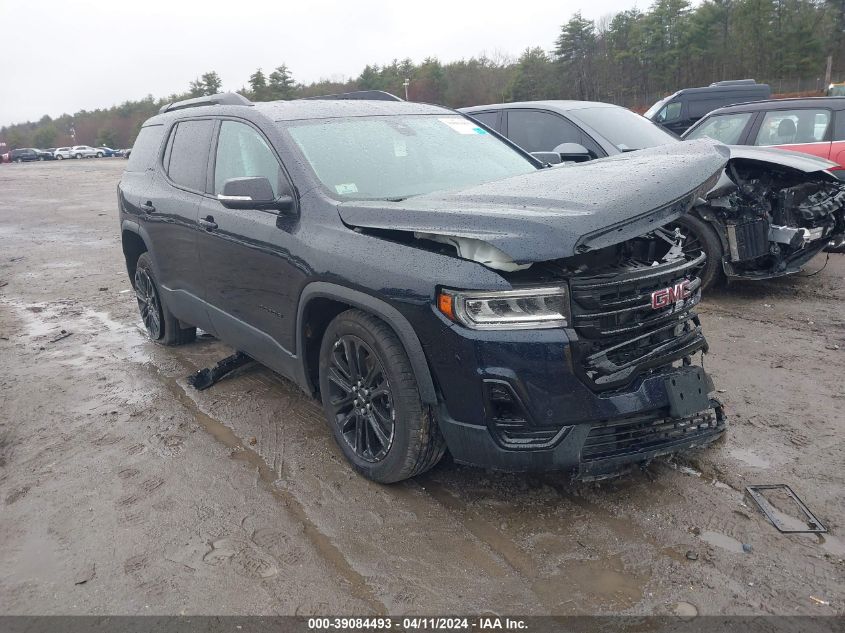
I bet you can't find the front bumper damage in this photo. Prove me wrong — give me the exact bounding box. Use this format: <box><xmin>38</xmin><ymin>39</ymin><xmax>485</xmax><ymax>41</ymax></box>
<box><xmin>702</xmin><ymin>151</ymin><xmax>845</xmax><ymax>280</ymax></box>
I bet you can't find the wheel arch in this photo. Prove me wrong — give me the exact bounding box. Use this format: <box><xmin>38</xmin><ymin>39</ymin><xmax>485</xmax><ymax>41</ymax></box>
<box><xmin>121</xmin><ymin>224</ymin><xmax>149</xmax><ymax>286</ymax></box>
<box><xmin>296</xmin><ymin>283</ymin><xmax>438</xmax><ymax>404</ymax></box>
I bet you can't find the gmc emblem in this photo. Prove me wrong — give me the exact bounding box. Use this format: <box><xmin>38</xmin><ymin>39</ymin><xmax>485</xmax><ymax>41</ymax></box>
<box><xmin>651</xmin><ymin>280</ymin><xmax>692</xmax><ymax>310</ymax></box>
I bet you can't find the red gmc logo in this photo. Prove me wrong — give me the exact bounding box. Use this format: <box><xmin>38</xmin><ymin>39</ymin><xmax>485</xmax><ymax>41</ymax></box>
<box><xmin>651</xmin><ymin>280</ymin><xmax>692</xmax><ymax>310</ymax></box>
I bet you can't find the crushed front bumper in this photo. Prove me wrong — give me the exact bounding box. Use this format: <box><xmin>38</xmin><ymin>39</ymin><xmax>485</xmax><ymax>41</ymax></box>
<box><xmin>437</xmin><ymin>400</ymin><xmax>726</xmax><ymax>479</ymax></box>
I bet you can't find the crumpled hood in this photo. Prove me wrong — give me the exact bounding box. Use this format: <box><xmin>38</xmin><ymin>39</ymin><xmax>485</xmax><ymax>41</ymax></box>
<box><xmin>724</xmin><ymin>145</ymin><xmax>839</xmax><ymax>173</ymax></box>
<box><xmin>338</xmin><ymin>139</ymin><xmax>729</xmax><ymax>263</ymax></box>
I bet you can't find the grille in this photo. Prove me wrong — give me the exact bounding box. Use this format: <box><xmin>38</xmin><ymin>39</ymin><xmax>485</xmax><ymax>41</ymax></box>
<box><xmin>582</xmin><ymin>410</ymin><xmax>724</xmax><ymax>462</ymax></box>
<box><xmin>569</xmin><ymin>253</ymin><xmax>707</xmax><ymax>391</ymax></box>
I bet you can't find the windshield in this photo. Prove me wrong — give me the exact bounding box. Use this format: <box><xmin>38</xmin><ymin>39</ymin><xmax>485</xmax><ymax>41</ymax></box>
<box><xmin>568</xmin><ymin>106</ymin><xmax>678</xmax><ymax>151</ymax></box>
<box><xmin>684</xmin><ymin>112</ymin><xmax>753</xmax><ymax>144</ymax></box>
<box><xmin>282</xmin><ymin>115</ymin><xmax>537</xmax><ymax>200</ymax></box>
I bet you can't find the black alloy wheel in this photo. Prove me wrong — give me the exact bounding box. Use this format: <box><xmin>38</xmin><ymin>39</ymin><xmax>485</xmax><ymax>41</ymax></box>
<box><xmin>325</xmin><ymin>334</ymin><xmax>395</xmax><ymax>463</ymax></box>
<box><xmin>134</xmin><ymin>267</ymin><xmax>162</xmax><ymax>340</ymax></box>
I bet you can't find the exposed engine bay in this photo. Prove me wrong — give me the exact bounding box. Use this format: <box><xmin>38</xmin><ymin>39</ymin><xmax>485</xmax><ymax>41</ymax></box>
<box><xmin>700</xmin><ymin>158</ymin><xmax>845</xmax><ymax>279</ymax></box>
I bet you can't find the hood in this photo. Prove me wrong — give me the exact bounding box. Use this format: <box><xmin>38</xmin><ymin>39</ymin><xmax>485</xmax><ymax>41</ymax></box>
<box><xmin>338</xmin><ymin>139</ymin><xmax>729</xmax><ymax>263</ymax></box>
<box><xmin>725</xmin><ymin>145</ymin><xmax>839</xmax><ymax>174</ymax></box>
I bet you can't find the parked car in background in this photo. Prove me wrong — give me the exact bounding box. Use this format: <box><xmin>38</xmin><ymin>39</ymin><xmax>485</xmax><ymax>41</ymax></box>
<box><xmin>9</xmin><ymin>148</ymin><xmax>54</xmax><ymax>162</ymax></box>
<box><xmin>826</xmin><ymin>82</ymin><xmax>845</xmax><ymax>96</ymax></box>
<box><xmin>462</xmin><ymin>100</ymin><xmax>845</xmax><ymax>289</ymax></box>
<box><xmin>644</xmin><ymin>80</ymin><xmax>771</xmax><ymax>135</ymax></box>
<box><xmin>54</xmin><ymin>147</ymin><xmax>73</xmax><ymax>160</ymax></box>
<box><xmin>71</xmin><ymin>145</ymin><xmax>102</xmax><ymax>158</ymax></box>
<box><xmin>97</xmin><ymin>146</ymin><xmax>121</xmax><ymax>157</ymax></box>
<box><xmin>683</xmin><ymin>97</ymin><xmax>845</xmax><ymax>170</ymax></box>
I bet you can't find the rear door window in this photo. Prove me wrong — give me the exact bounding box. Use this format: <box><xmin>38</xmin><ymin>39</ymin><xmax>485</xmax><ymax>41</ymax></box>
<box><xmin>685</xmin><ymin>112</ymin><xmax>754</xmax><ymax>144</ymax></box>
<box><xmin>213</xmin><ymin>120</ymin><xmax>284</xmax><ymax>196</ymax></box>
<box><xmin>164</xmin><ymin>119</ymin><xmax>215</xmax><ymax>191</ymax></box>
<box><xmin>753</xmin><ymin>109</ymin><xmax>830</xmax><ymax>146</ymax></box>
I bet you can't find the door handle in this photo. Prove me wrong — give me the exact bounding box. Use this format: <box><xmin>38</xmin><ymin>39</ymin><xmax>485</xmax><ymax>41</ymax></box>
<box><xmin>140</xmin><ymin>201</ymin><xmax>155</xmax><ymax>214</ymax></box>
<box><xmin>199</xmin><ymin>216</ymin><xmax>218</xmax><ymax>231</ymax></box>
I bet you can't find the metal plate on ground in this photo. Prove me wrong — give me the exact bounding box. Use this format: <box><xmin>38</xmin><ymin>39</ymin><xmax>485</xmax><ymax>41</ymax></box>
<box><xmin>746</xmin><ymin>484</ymin><xmax>827</xmax><ymax>534</ymax></box>
<box><xmin>665</xmin><ymin>367</ymin><xmax>711</xmax><ymax>418</ymax></box>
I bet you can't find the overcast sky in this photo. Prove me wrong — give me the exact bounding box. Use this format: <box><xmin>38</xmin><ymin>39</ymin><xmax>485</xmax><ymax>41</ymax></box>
<box><xmin>0</xmin><ymin>0</ymin><xmax>643</xmax><ymax>126</ymax></box>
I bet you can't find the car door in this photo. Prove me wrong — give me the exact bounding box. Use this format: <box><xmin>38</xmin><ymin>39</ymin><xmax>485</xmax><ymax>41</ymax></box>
<box><xmin>750</xmin><ymin>107</ymin><xmax>833</xmax><ymax>161</ymax></box>
<box><xmin>140</xmin><ymin>119</ymin><xmax>210</xmax><ymax>308</ymax></box>
<box><xmin>196</xmin><ymin>118</ymin><xmax>304</xmax><ymax>361</ymax></box>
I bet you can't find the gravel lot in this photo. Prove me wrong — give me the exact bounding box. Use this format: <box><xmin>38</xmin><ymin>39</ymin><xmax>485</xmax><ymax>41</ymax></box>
<box><xmin>0</xmin><ymin>159</ymin><xmax>843</xmax><ymax>617</ymax></box>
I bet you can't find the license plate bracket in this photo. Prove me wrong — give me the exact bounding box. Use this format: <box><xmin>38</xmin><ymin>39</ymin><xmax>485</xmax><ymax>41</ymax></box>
<box><xmin>665</xmin><ymin>367</ymin><xmax>711</xmax><ymax>418</ymax></box>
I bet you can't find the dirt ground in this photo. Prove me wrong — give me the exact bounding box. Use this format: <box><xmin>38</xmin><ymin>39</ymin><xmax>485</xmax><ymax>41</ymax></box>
<box><xmin>0</xmin><ymin>160</ymin><xmax>842</xmax><ymax>617</ymax></box>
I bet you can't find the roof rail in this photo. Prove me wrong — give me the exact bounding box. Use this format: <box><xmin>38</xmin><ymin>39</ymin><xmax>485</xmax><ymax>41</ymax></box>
<box><xmin>160</xmin><ymin>92</ymin><xmax>252</xmax><ymax>114</ymax></box>
<box><xmin>301</xmin><ymin>90</ymin><xmax>403</xmax><ymax>102</ymax></box>
<box><xmin>710</xmin><ymin>79</ymin><xmax>758</xmax><ymax>87</ymax></box>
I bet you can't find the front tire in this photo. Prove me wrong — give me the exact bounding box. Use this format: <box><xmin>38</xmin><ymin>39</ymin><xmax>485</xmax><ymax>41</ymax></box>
<box><xmin>56</xmin><ymin>155</ymin><xmax>64</xmax><ymax>160</ymax></box>
<box><xmin>96</xmin><ymin>152</ymin><xmax>104</xmax><ymax>158</ymax></box>
<box><xmin>134</xmin><ymin>252</ymin><xmax>196</xmax><ymax>346</ymax></box>
<box><xmin>318</xmin><ymin>309</ymin><xmax>445</xmax><ymax>483</ymax></box>
<box><xmin>669</xmin><ymin>214</ymin><xmax>724</xmax><ymax>291</ymax></box>
<box><xmin>75</xmin><ymin>153</ymin><xmax>82</xmax><ymax>159</ymax></box>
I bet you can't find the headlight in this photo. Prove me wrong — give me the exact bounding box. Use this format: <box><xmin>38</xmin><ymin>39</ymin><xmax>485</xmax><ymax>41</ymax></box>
<box><xmin>437</xmin><ymin>286</ymin><xmax>570</xmax><ymax>330</ymax></box>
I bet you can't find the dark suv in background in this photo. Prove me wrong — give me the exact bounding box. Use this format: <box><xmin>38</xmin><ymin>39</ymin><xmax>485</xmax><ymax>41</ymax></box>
<box><xmin>9</xmin><ymin>148</ymin><xmax>53</xmax><ymax>162</ymax></box>
<box><xmin>119</xmin><ymin>91</ymin><xmax>730</xmax><ymax>483</ymax></box>
<box><xmin>644</xmin><ymin>79</ymin><xmax>771</xmax><ymax>135</ymax></box>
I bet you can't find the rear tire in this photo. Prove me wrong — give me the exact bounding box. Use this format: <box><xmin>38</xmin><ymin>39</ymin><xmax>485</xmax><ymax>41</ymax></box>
<box><xmin>318</xmin><ymin>309</ymin><xmax>446</xmax><ymax>483</ymax></box>
<box><xmin>134</xmin><ymin>252</ymin><xmax>196</xmax><ymax>346</ymax></box>
<box><xmin>75</xmin><ymin>153</ymin><xmax>82</xmax><ymax>159</ymax></box>
<box><xmin>669</xmin><ymin>214</ymin><xmax>724</xmax><ymax>291</ymax></box>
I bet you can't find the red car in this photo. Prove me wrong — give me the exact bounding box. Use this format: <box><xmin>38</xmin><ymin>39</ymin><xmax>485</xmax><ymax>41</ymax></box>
<box><xmin>683</xmin><ymin>97</ymin><xmax>845</xmax><ymax>171</ymax></box>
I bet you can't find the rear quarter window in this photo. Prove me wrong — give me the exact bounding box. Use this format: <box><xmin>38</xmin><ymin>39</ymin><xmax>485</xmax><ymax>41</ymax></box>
<box><xmin>125</xmin><ymin>125</ymin><xmax>165</xmax><ymax>172</ymax></box>
<box><xmin>466</xmin><ymin>111</ymin><xmax>500</xmax><ymax>132</ymax></box>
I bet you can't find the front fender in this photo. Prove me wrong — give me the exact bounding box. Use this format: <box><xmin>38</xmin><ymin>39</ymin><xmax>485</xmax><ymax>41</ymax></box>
<box><xmin>296</xmin><ymin>282</ymin><xmax>438</xmax><ymax>404</ymax></box>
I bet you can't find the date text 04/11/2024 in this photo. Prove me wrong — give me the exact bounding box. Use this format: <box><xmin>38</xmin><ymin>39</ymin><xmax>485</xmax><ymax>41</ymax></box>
<box><xmin>307</xmin><ymin>617</ymin><xmax>529</xmax><ymax>630</ymax></box>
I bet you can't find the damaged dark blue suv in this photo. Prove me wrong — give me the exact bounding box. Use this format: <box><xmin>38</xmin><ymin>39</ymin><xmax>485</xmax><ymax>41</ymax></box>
<box><xmin>118</xmin><ymin>91</ymin><xmax>729</xmax><ymax>483</ymax></box>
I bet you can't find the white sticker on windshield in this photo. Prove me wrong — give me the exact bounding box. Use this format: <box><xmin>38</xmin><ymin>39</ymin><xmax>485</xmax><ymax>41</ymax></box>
<box><xmin>438</xmin><ymin>117</ymin><xmax>488</xmax><ymax>135</ymax></box>
<box><xmin>393</xmin><ymin>139</ymin><xmax>408</xmax><ymax>157</ymax></box>
<box><xmin>335</xmin><ymin>183</ymin><xmax>358</xmax><ymax>195</ymax></box>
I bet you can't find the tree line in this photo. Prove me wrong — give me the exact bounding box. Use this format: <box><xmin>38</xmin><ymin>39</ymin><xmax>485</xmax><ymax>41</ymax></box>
<box><xmin>3</xmin><ymin>0</ymin><xmax>844</xmax><ymax>150</ymax></box>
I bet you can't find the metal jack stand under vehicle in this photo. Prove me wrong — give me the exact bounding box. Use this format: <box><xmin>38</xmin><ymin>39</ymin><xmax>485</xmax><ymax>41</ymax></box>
<box><xmin>187</xmin><ymin>351</ymin><xmax>252</xmax><ymax>391</ymax></box>
<box><xmin>745</xmin><ymin>484</ymin><xmax>828</xmax><ymax>533</ymax></box>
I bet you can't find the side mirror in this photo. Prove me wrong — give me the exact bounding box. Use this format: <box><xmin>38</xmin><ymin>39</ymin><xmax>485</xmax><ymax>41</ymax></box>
<box><xmin>218</xmin><ymin>176</ymin><xmax>293</xmax><ymax>212</ymax></box>
<box><xmin>530</xmin><ymin>151</ymin><xmax>562</xmax><ymax>165</ymax></box>
<box><xmin>553</xmin><ymin>143</ymin><xmax>592</xmax><ymax>163</ymax></box>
